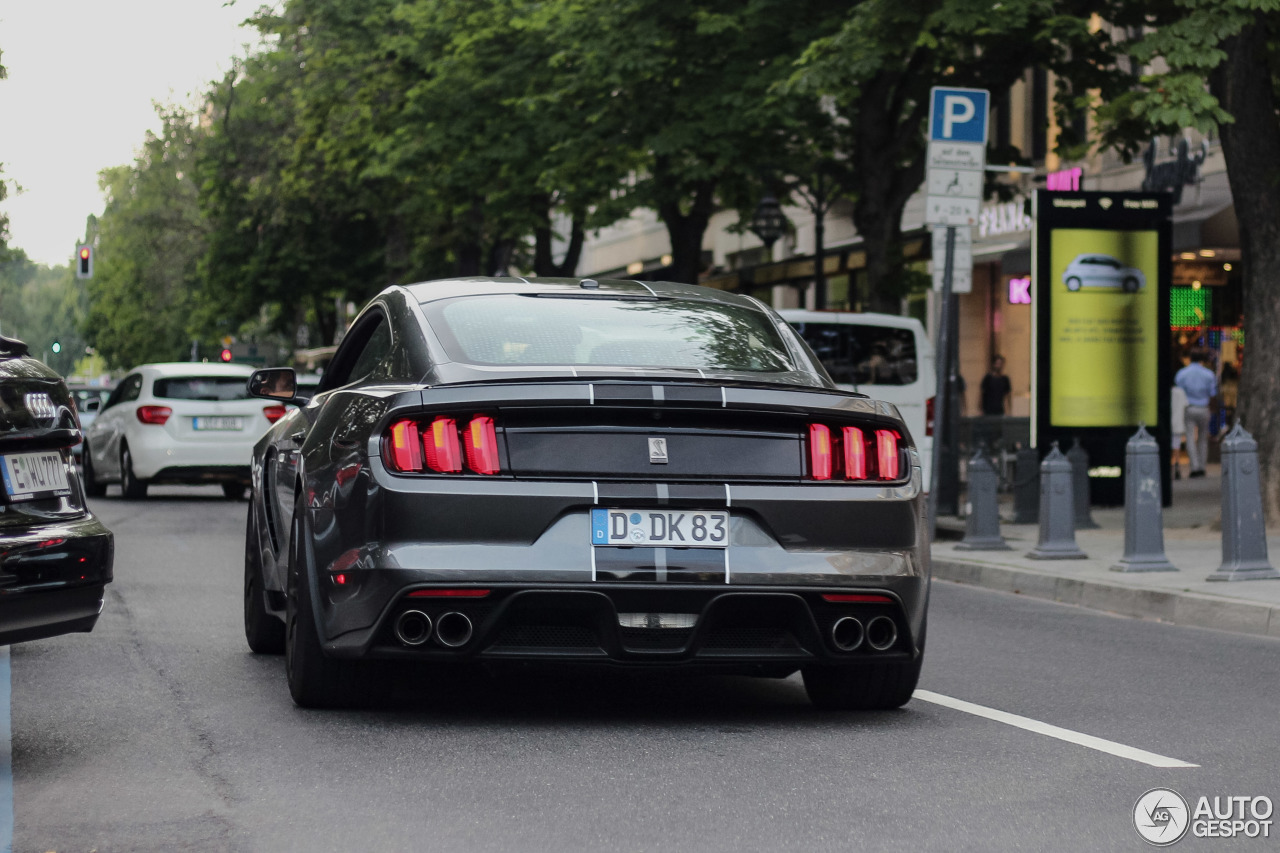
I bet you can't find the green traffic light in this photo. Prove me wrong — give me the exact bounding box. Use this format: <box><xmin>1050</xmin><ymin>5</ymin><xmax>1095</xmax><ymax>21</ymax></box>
<box><xmin>51</xmin><ymin>341</ymin><xmax>61</xmax><ymax>354</ymax></box>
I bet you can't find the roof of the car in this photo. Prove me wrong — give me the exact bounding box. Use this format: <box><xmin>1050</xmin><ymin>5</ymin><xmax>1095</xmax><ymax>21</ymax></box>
<box><xmin>402</xmin><ymin>276</ymin><xmax>763</xmax><ymax>309</ymax></box>
<box><xmin>131</xmin><ymin>362</ymin><xmax>256</xmax><ymax>377</ymax></box>
<box><xmin>776</xmin><ymin>309</ymin><xmax>926</xmax><ymax>332</ymax></box>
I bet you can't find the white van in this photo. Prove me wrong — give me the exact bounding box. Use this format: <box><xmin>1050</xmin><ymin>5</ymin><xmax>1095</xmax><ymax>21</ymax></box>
<box><xmin>779</xmin><ymin>310</ymin><xmax>936</xmax><ymax>486</ymax></box>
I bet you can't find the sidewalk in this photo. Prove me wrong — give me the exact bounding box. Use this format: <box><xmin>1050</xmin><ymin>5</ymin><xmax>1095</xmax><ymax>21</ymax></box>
<box><xmin>932</xmin><ymin>463</ymin><xmax>1280</xmax><ymax>639</ymax></box>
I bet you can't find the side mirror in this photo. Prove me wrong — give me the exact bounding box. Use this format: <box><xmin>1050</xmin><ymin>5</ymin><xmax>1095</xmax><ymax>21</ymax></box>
<box><xmin>248</xmin><ymin>368</ymin><xmax>298</xmax><ymax>401</ymax></box>
<box><xmin>85</xmin><ymin>399</ymin><xmax>102</xmax><ymax>413</ymax></box>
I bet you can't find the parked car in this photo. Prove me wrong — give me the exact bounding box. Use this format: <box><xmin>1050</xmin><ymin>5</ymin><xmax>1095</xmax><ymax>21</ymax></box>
<box><xmin>0</xmin><ymin>335</ymin><xmax>114</xmax><ymax>645</ymax></box>
<box><xmin>67</xmin><ymin>384</ymin><xmax>113</xmax><ymax>462</ymax></box>
<box><xmin>243</xmin><ymin>277</ymin><xmax>928</xmax><ymax>710</ymax></box>
<box><xmin>779</xmin><ymin>310</ymin><xmax>936</xmax><ymax>487</ymax></box>
<box><xmin>82</xmin><ymin>362</ymin><xmax>286</xmax><ymax>499</ymax></box>
<box><xmin>1061</xmin><ymin>253</ymin><xmax>1146</xmax><ymax>292</ymax></box>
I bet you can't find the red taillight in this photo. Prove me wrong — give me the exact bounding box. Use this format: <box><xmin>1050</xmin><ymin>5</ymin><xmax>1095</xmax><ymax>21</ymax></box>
<box><xmin>925</xmin><ymin>396</ymin><xmax>935</xmax><ymax>437</ymax></box>
<box><xmin>334</xmin><ymin>573</ymin><xmax>347</xmax><ymax>585</ymax></box>
<box><xmin>463</xmin><ymin>415</ymin><xmax>500</xmax><ymax>475</ymax></box>
<box><xmin>136</xmin><ymin>405</ymin><xmax>172</xmax><ymax>425</ymax></box>
<box><xmin>876</xmin><ymin>430</ymin><xmax>900</xmax><ymax>480</ymax></box>
<box><xmin>425</xmin><ymin>417</ymin><xmax>462</xmax><ymax>473</ymax></box>
<box><xmin>263</xmin><ymin>404</ymin><xmax>287</xmax><ymax>424</ymax></box>
<box><xmin>407</xmin><ymin>589</ymin><xmax>490</xmax><ymax>598</ymax></box>
<box><xmin>387</xmin><ymin>419</ymin><xmax>423</xmax><ymax>472</ymax></box>
<box><xmin>822</xmin><ymin>593</ymin><xmax>893</xmax><ymax>603</ymax></box>
<box><xmin>842</xmin><ymin>426</ymin><xmax>867</xmax><ymax>480</ymax></box>
<box><xmin>808</xmin><ymin>424</ymin><xmax>833</xmax><ymax>480</ymax></box>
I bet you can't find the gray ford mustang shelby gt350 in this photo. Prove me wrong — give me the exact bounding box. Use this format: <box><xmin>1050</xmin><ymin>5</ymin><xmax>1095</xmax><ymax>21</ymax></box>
<box><xmin>243</xmin><ymin>277</ymin><xmax>929</xmax><ymax>709</ymax></box>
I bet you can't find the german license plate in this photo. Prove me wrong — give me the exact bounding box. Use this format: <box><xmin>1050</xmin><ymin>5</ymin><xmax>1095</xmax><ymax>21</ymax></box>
<box><xmin>0</xmin><ymin>451</ymin><xmax>71</xmax><ymax>502</ymax></box>
<box><xmin>591</xmin><ymin>509</ymin><xmax>728</xmax><ymax>547</ymax></box>
<box><xmin>193</xmin><ymin>416</ymin><xmax>244</xmax><ymax>431</ymax></box>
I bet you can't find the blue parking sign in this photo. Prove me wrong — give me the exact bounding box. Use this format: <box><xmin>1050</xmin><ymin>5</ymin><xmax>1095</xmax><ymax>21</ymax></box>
<box><xmin>929</xmin><ymin>87</ymin><xmax>989</xmax><ymax>144</ymax></box>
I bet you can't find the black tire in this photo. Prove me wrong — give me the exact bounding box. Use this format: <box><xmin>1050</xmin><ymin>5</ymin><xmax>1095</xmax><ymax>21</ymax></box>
<box><xmin>223</xmin><ymin>482</ymin><xmax>248</xmax><ymax>500</ymax></box>
<box><xmin>1122</xmin><ymin>276</ymin><xmax>1139</xmax><ymax>293</ymax></box>
<box><xmin>285</xmin><ymin>495</ymin><xmax>364</xmax><ymax>708</ymax></box>
<box><xmin>1065</xmin><ymin>276</ymin><xmax>1082</xmax><ymax>292</ymax></box>
<box><xmin>120</xmin><ymin>445</ymin><xmax>148</xmax><ymax>499</ymax></box>
<box><xmin>802</xmin><ymin>657</ymin><xmax>923</xmax><ymax>711</ymax></box>
<box><xmin>244</xmin><ymin>499</ymin><xmax>286</xmax><ymax>655</ymax></box>
<box><xmin>82</xmin><ymin>444</ymin><xmax>107</xmax><ymax>498</ymax></box>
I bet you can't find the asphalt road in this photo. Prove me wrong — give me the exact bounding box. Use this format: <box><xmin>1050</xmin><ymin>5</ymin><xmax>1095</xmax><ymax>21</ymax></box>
<box><xmin>5</xmin><ymin>487</ymin><xmax>1279</xmax><ymax>852</ymax></box>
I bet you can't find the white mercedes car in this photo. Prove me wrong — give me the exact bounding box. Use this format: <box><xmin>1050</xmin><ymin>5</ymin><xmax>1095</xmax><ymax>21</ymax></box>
<box><xmin>1061</xmin><ymin>254</ymin><xmax>1146</xmax><ymax>292</ymax></box>
<box><xmin>82</xmin><ymin>362</ymin><xmax>285</xmax><ymax>499</ymax></box>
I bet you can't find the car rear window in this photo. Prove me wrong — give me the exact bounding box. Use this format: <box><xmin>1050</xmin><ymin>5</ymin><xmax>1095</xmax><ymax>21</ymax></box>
<box><xmin>787</xmin><ymin>322</ymin><xmax>918</xmax><ymax>386</ymax></box>
<box><xmin>152</xmin><ymin>376</ymin><xmax>252</xmax><ymax>401</ymax></box>
<box><xmin>425</xmin><ymin>295</ymin><xmax>795</xmax><ymax>373</ymax></box>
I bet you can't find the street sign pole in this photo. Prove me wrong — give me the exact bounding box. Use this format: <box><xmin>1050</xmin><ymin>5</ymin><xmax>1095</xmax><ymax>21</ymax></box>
<box><xmin>928</xmin><ymin>225</ymin><xmax>956</xmax><ymax>535</ymax></box>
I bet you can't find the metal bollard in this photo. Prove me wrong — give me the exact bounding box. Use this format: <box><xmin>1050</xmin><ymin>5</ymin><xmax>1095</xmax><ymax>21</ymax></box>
<box><xmin>1209</xmin><ymin>423</ymin><xmax>1280</xmax><ymax>581</ymax></box>
<box><xmin>1027</xmin><ymin>443</ymin><xmax>1087</xmax><ymax>560</ymax></box>
<box><xmin>955</xmin><ymin>450</ymin><xmax>1011</xmax><ymax>551</ymax></box>
<box><xmin>1066</xmin><ymin>438</ymin><xmax>1099</xmax><ymax>530</ymax></box>
<box><xmin>1011</xmin><ymin>446</ymin><xmax>1039</xmax><ymax>524</ymax></box>
<box><xmin>1111</xmin><ymin>425</ymin><xmax>1176</xmax><ymax>572</ymax></box>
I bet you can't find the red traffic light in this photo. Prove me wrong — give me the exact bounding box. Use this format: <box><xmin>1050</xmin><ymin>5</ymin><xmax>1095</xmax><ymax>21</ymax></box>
<box><xmin>220</xmin><ymin>348</ymin><xmax>233</xmax><ymax>363</ymax></box>
<box><xmin>79</xmin><ymin>247</ymin><xmax>90</xmax><ymax>261</ymax></box>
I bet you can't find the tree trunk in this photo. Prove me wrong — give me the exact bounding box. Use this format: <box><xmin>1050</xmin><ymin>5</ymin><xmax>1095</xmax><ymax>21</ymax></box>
<box><xmin>1211</xmin><ymin>15</ymin><xmax>1280</xmax><ymax>523</ymax></box>
<box><xmin>533</xmin><ymin>202</ymin><xmax>585</xmax><ymax>277</ymax></box>
<box><xmin>656</xmin><ymin>179</ymin><xmax>715</xmax><ymax>284</ymax></box>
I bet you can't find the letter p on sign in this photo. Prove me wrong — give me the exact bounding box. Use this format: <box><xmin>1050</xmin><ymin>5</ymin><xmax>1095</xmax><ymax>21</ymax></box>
<box><xmin>929</xmin><ymin>87</ymin><xmax>989</xmax><ymax>144</ymax></box>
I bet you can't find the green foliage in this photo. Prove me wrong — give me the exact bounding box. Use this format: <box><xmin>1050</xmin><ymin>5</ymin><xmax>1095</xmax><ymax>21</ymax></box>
<box><xmin>84</xmin><ymin>108</ymin><xmax>210</xmax><ymax>369</ymax></box>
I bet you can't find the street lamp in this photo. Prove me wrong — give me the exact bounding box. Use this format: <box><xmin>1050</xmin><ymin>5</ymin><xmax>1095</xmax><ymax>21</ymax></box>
<box><xmin>748</xmin><ymin>194</ymin><xmax>787</xmax><ymax>250</ymax></box>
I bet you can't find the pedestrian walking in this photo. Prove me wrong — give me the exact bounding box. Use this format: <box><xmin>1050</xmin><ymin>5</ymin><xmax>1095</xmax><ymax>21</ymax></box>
<box><xmin>1174</xmin><ymin>350</ymin><xmax>1217</xmax><ymax>478</ymax></box>
<box><xmin>979</xmin><ymin>355</ymin><xmax>1011</xmax><ymax>416</ymax></box>
<box><xmin>1170</xmin><ymin>383</ymin><xmax>1187</xmax><ymax>479</ymax></box>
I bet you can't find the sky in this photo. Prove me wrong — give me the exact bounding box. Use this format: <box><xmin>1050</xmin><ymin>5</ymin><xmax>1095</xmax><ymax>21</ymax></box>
<box><xmin>0</xmin><ymin>1</ymin><xmax>262</xmax><ymax>267</ymax></box>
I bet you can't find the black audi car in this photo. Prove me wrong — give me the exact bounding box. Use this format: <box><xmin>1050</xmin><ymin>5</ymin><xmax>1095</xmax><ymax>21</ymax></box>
<box><xmin>0</xmin><ymin>335</ymin><xmax>114</xmax><ymax>646</ymax></box>
<box><xmin>244</xmin><ymin>278</ymin><xmax>929</xmax><ymax>709</ymax></box>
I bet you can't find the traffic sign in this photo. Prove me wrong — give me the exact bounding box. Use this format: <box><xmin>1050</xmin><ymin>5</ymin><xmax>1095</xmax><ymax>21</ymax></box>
<box><xmin>926</xmin><ymin>169</ymin><xmax>983</xmax><ymax>199</ymax></box>
<box><xmin>925</xmin><ymin>196</ymin><xmax>979</xmax><ymax>226</ymax></box>
<box><xmin>928</xmin><ymin>87</ymin><xmax>989</xmax><ymax>144</ymax></box>
<box><xmin>927</xmin><ymin>141</ymin><xmax>987</xmax><ymax>172</ymax></box>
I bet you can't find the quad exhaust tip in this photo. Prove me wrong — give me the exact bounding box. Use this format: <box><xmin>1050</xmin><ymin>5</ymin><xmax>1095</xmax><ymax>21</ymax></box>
<box><xmin>866</xmin><ymin>615</ymin><xmax>898</xmax><ymax>651</ymax></box>
<box><xmin>395</xmin><ymin>610</ymin><xmax>433</xmax><ymax>646</ymax></box>
<box><xmin>435</xmin><ymin>611</ymin><xmax>474</xmax><ymax>648</ymax></box>
<box><xmin>830</xmin><ymin>616</ymin><xmax>865</xmax><ymax>652</ymax></box>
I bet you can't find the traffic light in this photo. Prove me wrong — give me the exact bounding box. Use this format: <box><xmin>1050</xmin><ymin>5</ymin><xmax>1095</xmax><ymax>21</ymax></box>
<box><xmin>51</xmin><ymin>341</ymin><xmax>61</xmax><ymax>354</ymax></box>
<box><xmin>75</xmin><ymin>244</ymin><xmax>94</xmax><ymax>279</ymax></box>
<box><xmin>220</xmin><ymin>347</ymin><xmax>233</xmax><ymax>363</ymax></box>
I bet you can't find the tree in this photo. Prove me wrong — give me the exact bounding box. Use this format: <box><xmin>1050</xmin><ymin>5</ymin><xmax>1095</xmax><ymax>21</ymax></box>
<box><xmin>1097</xmin><ymin>1</ymin><xmax>1280</xmax><ymax>521</ymax></box>
<box><xmin>789</xmin><ymin>0</ymin><xmax>1127</xmax><ymax>311</ymax></box>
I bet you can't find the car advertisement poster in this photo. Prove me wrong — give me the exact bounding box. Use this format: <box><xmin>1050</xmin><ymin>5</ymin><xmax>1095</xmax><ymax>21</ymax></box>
<box><xmin>1049</xmin><ymin>228</ymin><xmax>1159</xmax><ymax>427</ymax></box>
<box><xmin>1033</xmin><ymin>190</ymin><xmax>1171</xmax><ymax>506</ymax></box>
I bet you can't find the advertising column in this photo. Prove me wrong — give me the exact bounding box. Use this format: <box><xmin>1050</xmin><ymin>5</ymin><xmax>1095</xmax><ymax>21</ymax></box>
<box><xmin>1033</xmin><ymin>191</ymin><xmax>1172</xmax><ymax>505</ymax></box>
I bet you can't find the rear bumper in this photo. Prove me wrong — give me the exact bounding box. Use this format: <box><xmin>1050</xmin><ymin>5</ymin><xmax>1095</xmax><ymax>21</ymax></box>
<box><xmin>0</xmin><ymin>513</ymin><xmax>114</xmax><ymax>645</ymax></box>
<box><xmin>149</xmin><ymin>465</ymin><xmax>250</xmax><ymax>486</ymax></box>
<box><xmin>320</xmin><ymin>581</ymin><xmax>927</xmax><ymax>669</ymax></box>
<box><xmin>130</xmin><ymin>432</ymin><xmax>257</xmax><ymax>479</ymax></box>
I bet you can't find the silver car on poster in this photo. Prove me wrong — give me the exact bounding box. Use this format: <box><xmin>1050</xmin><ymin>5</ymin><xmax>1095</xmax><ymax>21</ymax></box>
<box><xmin>1061</xmin><ymin>253</ymin><xmax>1146</xmax><ymax>293</ymax></box>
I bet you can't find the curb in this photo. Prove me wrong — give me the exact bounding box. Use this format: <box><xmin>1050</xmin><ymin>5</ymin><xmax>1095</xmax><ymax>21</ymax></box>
<box><xmin>932</xmin><ymin>557</ymin><xmax>1280</xmax><ymax>640</ymax></box>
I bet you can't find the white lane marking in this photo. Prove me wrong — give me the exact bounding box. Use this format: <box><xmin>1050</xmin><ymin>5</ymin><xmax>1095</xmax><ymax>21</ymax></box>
<box><xmin>0</xmin><ymin>646</ymin><xmax>11</xmax><ymax>853</ymax></box>
<box><xmin>913</xmin><ymin>689</ymin><xmax>1198</xmax><ymax>769</ymax></box>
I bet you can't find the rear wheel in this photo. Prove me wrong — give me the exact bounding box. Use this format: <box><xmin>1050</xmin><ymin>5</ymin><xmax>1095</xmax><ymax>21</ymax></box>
<box><xmin>244</xmin><ymin>499</ymin><xmax>285</xmax><ymax>654</ymax></box>
<box><xmin>802</xmin><ymin>657</ymin><xmax>922</xmax><ymax>711</ymax></box>
<box><xmin>1122</xmin><ymin>276</ymin><xmax>1139</xmax><ymax>293</ymax></box>
<box><xmin>81</xmin><ymin>444</ymin><xmax>107</xmax><ymax>498</ymax></box>
<box><xmin>120</xmin><ymin>446</ymin><xmax>148</xmax><ymax>499</ymax></box>
<box><xmin>285</xmin><ymin>496</ymin><xmax>365</xmax><ymax>708</ymax></box>
<box><xmin>223</xmin><ymin>482</ymin><xmax>248</xmax><ymax>500</ymax></box>
<box><xmin>1065</xmin><ymin>276</ymin><xmax>1082</xmax><ymax>291</ymax></box>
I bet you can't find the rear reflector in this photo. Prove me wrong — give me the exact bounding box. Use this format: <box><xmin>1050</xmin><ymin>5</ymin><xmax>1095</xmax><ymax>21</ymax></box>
<box><xmin>463</xmin><ymin>415</ymin><xmax>500</xmax><ymax>474</ymax></box>
<box><xmin>876</xmin><ymin>430</ymin><xmax>900</xmax><ymax>480</ymax></box>
<box><xmin>808</xmin><ymin>424</ymin><xmax>832</xmax><ymax>480</ymax></box>
<box><xmin>842</xmin><ymin>426</ymin><xmax>867</xmax><ymax>480</ymax></box>
<box><xmin>925</xmin><ymin>396</ymin><xmax>935</xmax><ymax>437</ymax></box>
<box><xmin>263</xmin><ymin>404</ymin><xmax>287</xmax><ymax>424</ymax></box>
<box><xmin>406</xmin><ymin>589</ymin><xmax>490</xmax><ymax>598</ymax></box>
<box><xmin>136</xmin><ymin>405</ymin><xmax>172</xmax><ymax>425</ymax></box>
<box><xmin>822</xmin><ymin>593</ymin><xmax>893</xmax><ymax>603</ymax></box>
<box><xmin>388</xmin><ymin>419</ymin><xmax>422</xmax><ymax>472</ymax></box>
<box><xmin>425</xmin><ymin>417</ymin><xmax>462</xmax><ymax>473</ymax></box>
